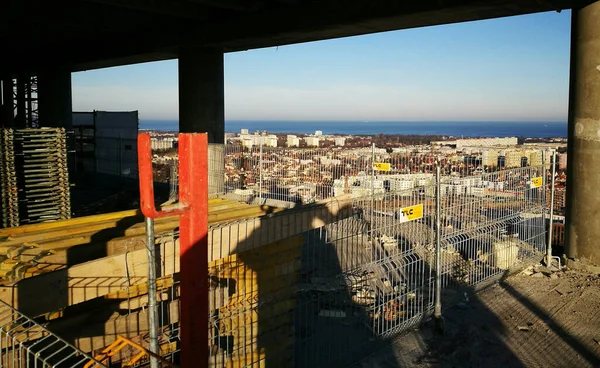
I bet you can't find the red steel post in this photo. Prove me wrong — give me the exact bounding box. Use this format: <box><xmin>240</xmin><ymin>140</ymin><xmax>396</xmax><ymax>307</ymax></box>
<box><xmin>178</xmin><ymin>133</ymin><xmax>209</xmax><ymax>368</ymax></box>
<box><xmin>137</xmin><ymin>134</ymin><xmax>186</xmax><ymax>218</ymax></box>
<box><xmin>137</xmin><ymin>132</ymin><xmax>209</xmax><ymax>367</ymax></box>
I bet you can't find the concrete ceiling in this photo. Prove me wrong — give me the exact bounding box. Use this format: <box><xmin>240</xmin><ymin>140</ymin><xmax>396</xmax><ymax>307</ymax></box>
<box><xmin>0</xmin><ymin>0</ymin><xmax>589</xmax><ymax>74</ymax></box>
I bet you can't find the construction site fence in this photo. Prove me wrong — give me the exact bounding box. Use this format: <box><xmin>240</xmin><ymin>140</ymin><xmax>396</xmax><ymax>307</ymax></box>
<box><xmin>0</xmin><ymin>299</ymin><xmax>105</xmax><ymax>368</ymax></box>
<box><xmin>160</xmin><ymin>142</ymin><xmax>557</xmax><ymax>207</ymax></box>
<box><xmin>133</xmin><ymin>153</ymin><xmax>553</xmax><ymax>367</ymax></box>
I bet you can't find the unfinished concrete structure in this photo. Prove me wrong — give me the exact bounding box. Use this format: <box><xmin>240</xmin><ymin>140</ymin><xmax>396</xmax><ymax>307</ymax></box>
<box><xmin>1</xmin><ymin>0</ymin><xmax>599</xmax><ymax>367</ymax></box>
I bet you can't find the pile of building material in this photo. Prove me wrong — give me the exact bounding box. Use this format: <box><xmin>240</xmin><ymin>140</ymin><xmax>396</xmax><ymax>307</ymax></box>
<box><xmin>0</xmin><ymin>128</ymin><xmax>70</xmax><ymax>227</ymax></box>
<box><xmin>0</xmin><ymin>198</ymin><xmax>284</xmax><ymax>282</ymax></box>
<box><xmin>0</xmin><ymin>129</ymin><xmax>18</xmax><ymax>227</ymax></box>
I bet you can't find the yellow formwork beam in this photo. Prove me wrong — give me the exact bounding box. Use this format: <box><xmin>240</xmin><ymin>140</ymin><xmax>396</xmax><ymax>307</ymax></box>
<box><xmin>0</xmin><ymin>200</ymin><xmax>278</xmax><ymax>256</ymax></box>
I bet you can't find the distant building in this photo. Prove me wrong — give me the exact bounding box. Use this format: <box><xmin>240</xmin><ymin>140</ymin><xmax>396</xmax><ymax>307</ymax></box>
<box><xmin>481</xmin><ymin>149</ymin><xmax>499</xmax><ymax>167</ymax></box>
<box><xmin>151</xmin><ymin>137</ymin><xmax>177</xmax><ymax>150</ymax></box>
<box><xmin>335</xmin><ymin>137</ymin><xmax>346</xmax><ymax>146</ymax></box>
<box><xmin>238</xmin><ymin>133</ymin><xmax>277</xmax><ymax>147</ymax></box>
<box><xmin>529</xmin><ymin>151</ymin><xmax>542</xmax><ymax>167</ymax></box>
<box><xmin>315</xmin><ymin>130</ymin><xmax>323</xmax><ymax>136</ymax></box>
<box><xmin>559</xmin><ymin>153</ymin><xmax>568</xmax><ymax>170</ymax></box>
<box><xmin>305</xmin><ymin>137</ymin><xmax>320</xmax><ymax>147</ymax></box>
<box><xmin>241</xmin><ymin>138</ymin><xmax>254</xmax><ymax>149</ymax></box>
<box><xmin>264</xmin><ymin>135</ymin><xmax>278</xmax><ymax>147</ymax></box>
<box><xmin>287</xmin><ymin>135</ymin><xmax>300</xmax><ymax>147</ymax></box>
<box><xmin>456</xmin><ymin>137</ymin><xmax>518</xmax><ymax>149</ymax></box>
<box><xmin>547</xmin><ymin>186</ymin><xmax>566</xmax><ymax>213</ymax></box>
<box><xmin>501</xmin><ymin>149</ymin><xmax>524</xmax><ymax>168</ymax></box>
<box><xmin>528</xmin><ymin>149</ymin><xmax>552</xmax><ymax>169</ymax></box>
<box><xmin>240</xmin><ymin>128</ymin><xmax>249</xmax><ymax>135</ymax></box>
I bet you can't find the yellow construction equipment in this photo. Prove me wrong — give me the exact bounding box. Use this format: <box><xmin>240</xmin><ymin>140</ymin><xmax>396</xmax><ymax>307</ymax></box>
<box><xmin>84</xmin><ymin>335</ymin><xmax>178</xmax><ymax>368</ymax></box>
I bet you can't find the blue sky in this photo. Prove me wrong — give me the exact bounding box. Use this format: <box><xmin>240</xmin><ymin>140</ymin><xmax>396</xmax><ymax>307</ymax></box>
<box><xmin>72</xmin><ymin>11</ymin><xmax>571</xmax><ymax>122</ymax></box>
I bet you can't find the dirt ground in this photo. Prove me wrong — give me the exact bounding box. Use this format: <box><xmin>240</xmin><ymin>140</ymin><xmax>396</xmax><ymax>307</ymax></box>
<box><xmin>359</xmin><ymin>265</ymin><xmax>600</xmax><ymax>368</ymax></box>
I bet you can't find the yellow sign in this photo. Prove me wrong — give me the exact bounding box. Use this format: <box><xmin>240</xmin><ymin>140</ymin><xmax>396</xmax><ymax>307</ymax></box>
<box><xmin>398</xmin><ymin>204</ymin><xmax>424</xmax><ymax>223</ymax></box>
<box><xmin>530</xmin><ymin>177</ymin><xmax>543</xmax><ymax>188</ymax></box>
<box><xmin>373</xmin><ymin>162</ymin><xmax>391</xmax><ymax>171</ymax></box>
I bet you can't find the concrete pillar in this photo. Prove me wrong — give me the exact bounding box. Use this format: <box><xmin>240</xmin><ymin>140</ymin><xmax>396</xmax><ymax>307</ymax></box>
<box><xmin>178</xmin><ymin>47</ymin><xmax>225</xmax><ymax>196</ymax></box>
<box><xmin>565</xmin><ymin>1</ymin><xmax>600</xmax><ymax>269</ymax></box>
<box><xmin>38</xmin><ymin>68</ymin><xmax>73</xmax><ymax>129</ymax></box>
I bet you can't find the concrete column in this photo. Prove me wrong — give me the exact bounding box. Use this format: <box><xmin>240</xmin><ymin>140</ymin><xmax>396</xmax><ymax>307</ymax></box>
<box><xmin>565</xmin><ymin>1</ymin><xmax>600</xmax><ymax>269</ymax></box>
<box><xmin>178</xmin><ymin>47</ymin><xmax>224</xmax><ymax>141</ymax></box>
<box><xmin>178</xmin><ymin>47</ymin><xmax>225</xmax><ymax>196</ymax></box>
<box><xmin>38</xmin><ymin>68</ymin><xmax>73</xmax><ymax>129</ymax></box>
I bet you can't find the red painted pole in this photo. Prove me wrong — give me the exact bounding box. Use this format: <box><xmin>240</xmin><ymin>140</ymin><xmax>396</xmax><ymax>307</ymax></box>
<box><xmin>137</xmin><ymin>134</ymin><xmax>186</xmax><ymax>218</ymax></box>
<box><xmin>177</xmin><ymin>133</ymin><xmax>209</xmax><ymax>368</ymax></box>
<box><xmin>137</xmin><ymin>132</ymin><xmax>209</xmax><ymax>367</ymax></box>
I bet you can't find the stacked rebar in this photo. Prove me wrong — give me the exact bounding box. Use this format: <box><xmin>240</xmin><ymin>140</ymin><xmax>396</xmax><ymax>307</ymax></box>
<box><xmin>0</xmin><ymin>128</ymin><xmax>71</xmax><ymax>226</ymax></box>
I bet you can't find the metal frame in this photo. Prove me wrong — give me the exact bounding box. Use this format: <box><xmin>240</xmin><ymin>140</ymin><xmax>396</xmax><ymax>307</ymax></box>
<box><xmin>138</xmin><ymin>132</ymin><xmax>208</xmax><ymax>368</ymax></box>
<box><xmin>0</xmin><ymin>299</ymin><xmax>105</xmax><ymax>368</ymax></box>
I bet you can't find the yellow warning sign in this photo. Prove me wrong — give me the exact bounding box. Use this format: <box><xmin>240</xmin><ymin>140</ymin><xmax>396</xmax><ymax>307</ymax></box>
<box><xmin>373</xmin><ymin>162</ymin><xmax>391</xmax><ymax>171</ymax></box>
<box><xmin>530</xmin><ymin>177</ymin><xmax>543</xmax><ymax>188</ymax></box>
<box><xmin>398</xmin><ymin>204</ymin><xmax>424</xmax><ymax>223</ymax></box>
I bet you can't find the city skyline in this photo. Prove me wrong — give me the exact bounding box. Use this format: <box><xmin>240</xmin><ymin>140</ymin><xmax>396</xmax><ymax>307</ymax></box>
<box><xmin>72</xmin><ymin>10</ymin><xmax>570</xmax><ymax>122</ymax></box>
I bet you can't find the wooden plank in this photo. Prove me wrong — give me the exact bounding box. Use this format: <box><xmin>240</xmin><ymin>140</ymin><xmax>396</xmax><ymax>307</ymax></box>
<box><xmin>0</xmin><ymin>198</ymin><xmax>241</xmax><ymax>245</ymax></box>
<box><xmin>0</xmin><ymin>196</ymin><xmax>351</xmax><ymax>315</ymax></box>
<box><xmin>0</xmin><ymin>209</ymin><xmax>141</xmax><ymax>238</ymax></box>
<box><xmin>0</xmin><ymin>203</ymin><xmax>275</xmax><ymax>257</ymax></box>
<box><xmin>0</xmin><ymin>198</ymin><xmax>231</xmax><ymax>238</ymax></box>
<box><xmin>0</xmin><ymin>240</ymin><xmax>180</xmax><ymax>316</ymax></box>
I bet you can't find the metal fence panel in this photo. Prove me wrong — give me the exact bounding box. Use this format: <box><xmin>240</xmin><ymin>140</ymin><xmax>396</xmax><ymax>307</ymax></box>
<box><xmin>438</xmin><ymin>164</ymin><xmax>547</xmax><ymax>295</ymax></box>
<box><xmin>0</xmin><ymin>300</ymin><xmax>105</xmax><ymax>368</ymax></box>
<box><xmin>49</xmin><ymin>146</ymin><xmax>551</xmax><ymax>368</ymax></box>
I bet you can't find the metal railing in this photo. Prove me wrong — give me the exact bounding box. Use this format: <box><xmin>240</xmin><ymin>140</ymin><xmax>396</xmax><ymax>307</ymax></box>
<box><xmin>0</xmin><ymin>299</ymin><xmax>105</xmax><ymax>368</ymax></box>
<box><xmin>133</xmin><ymin>150</ymin><xmax>552</xmax><ymax>367</ymax></box>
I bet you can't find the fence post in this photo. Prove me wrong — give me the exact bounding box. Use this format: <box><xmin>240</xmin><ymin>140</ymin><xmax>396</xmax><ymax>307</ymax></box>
<box><xmin>541</xmin><ymin>150</ymin><xmax>547</xmax><ymax>237</ymax></box>
<box><xmin>434</xmin><ymin>161</ymin><xmax>443</xmax><ymax>331</ymax></box>
<box><xmin>145</xmin><ymin>217</ymin><xmax>159</xmax><ymax>368</ymax></box>
<box><xmin>371</xmin><ymin>143</ymin><xmax>375</xmax><ymax>223</ymax></box>
<box><xmin>546</xmin><ymin>150</ymin><xmax>557</xmax><ymax>267</ymax></box>
<box><xmin>259</xmin><ymin>140</ymin><xmax>263</xmax><ymax>201</ymax></box>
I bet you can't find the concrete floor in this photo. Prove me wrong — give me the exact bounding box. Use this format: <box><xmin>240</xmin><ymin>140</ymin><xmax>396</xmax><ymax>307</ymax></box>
<box><xmin>358</xmin><ymin>266</ymin><xmax>600</xmax><ymax>368</ymax></box>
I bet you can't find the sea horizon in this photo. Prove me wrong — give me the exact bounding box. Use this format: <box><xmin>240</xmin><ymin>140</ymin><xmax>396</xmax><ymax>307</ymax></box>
<box><xmin>139</xmin><ymin>120</ymin><xmax>568</xmax><ymax>138</ymax></box>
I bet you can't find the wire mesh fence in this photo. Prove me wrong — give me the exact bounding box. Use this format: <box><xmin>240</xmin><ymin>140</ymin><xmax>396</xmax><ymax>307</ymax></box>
<box><xmin>59</xmin><ymin>147</ymin><xmax>552</xmax><ymax>368</ymax></box>
<box><xmin>437</xmin><ymin>165</ymin><xmax>548</xmax><ymax>301</ymax></box>
<box><xmin>132</xmin><ymin>153</ymin><xmax>549</xmax><ymax>367</ymax></box>
<box><xmin>166</xmin><ymin>142</ymin><xmax>554</xmax><ymax>208</ymax></box>
<box><xmin>0</xmin><ymin>299</ymin><xmax>105</xmax><ymax>368</ymax></box>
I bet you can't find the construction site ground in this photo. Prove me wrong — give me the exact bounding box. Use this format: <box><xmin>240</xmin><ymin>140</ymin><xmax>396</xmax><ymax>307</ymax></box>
<box><xmin>359</xmin><ymin>265</ymin><xmax>600</xmax><ymax>368</ymax></box>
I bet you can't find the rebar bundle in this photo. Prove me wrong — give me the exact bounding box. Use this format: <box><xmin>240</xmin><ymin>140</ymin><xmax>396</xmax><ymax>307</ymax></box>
<box><xmin>0</xmin><ymin>128</ymin><xmax>71</xmax><ymax>227</ymax></box>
